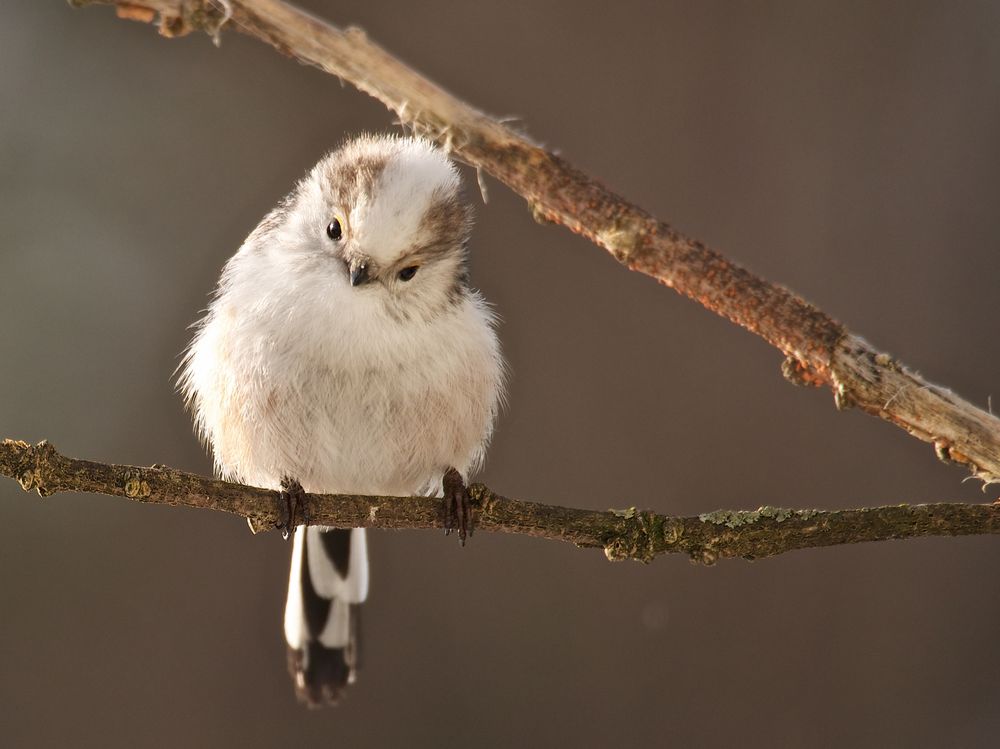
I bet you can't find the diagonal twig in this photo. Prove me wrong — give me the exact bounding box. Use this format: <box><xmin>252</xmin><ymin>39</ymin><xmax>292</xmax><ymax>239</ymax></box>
<box><xmin>67</xmin><ymin>0</ymin><xmax>1000</xmax><ymax>486</ymax></box>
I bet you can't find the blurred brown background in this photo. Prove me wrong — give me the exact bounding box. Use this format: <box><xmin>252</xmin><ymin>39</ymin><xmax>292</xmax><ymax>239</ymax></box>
<box><xmin>2</xmin><ymin>1</ymin><xmax>999</xmax><ymax>746</ymax></box>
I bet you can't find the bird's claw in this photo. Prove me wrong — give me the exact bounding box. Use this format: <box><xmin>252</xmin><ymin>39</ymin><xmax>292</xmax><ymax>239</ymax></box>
<box><xmin>442</xmin><ymin>467</ymin><xmax>474</xmax><ymax>546</ymax></box>
<box><xmin>279</xmin><ymin>476</ymin><xmax>306</xmax><ymax>540</ymax></box>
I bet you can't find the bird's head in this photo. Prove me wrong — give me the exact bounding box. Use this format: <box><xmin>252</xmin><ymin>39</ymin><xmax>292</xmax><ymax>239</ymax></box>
<box><xmin>261</xmin><ymin>134</ymin><xmax>473</xmax><ymax>321</ymax></box>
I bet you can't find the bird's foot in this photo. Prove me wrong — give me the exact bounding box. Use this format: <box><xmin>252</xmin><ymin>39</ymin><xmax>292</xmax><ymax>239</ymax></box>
<box><xmin>442</xmin><ymin>467</ymin><xmax>474</xmax><ymax>546</ymax></box>
<box><xmin>279</xmin><ymin>476</ymin><xmax>306</xmax><ymax>540</ymax></box>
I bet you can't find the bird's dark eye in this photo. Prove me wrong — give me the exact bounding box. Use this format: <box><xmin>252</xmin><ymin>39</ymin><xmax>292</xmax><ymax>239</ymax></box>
<box><xmin>326</xmin><ymin>218</ymin><xmax>343</xmax><ymax>241</ymax></box>
<box><xmin>398</xmin><ymin>266</ymin><xmax>419</xmax><ymax>281</ymax></box>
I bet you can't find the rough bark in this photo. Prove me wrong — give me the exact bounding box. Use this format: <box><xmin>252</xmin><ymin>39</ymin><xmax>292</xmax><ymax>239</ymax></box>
<box><xmin>5</xmin><ymin>439</ymin><xmax>999</xmax><ymax>564</ymax></box>
<box><xmin>68</xmin><ymin>0</ymin><xmax>1000</xmax><ymax>486</ymax></box>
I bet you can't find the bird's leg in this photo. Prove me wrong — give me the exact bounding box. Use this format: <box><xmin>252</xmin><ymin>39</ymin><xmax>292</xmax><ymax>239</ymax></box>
<box><xmin>442</xmin><ymin>467</ymin><xmax>474</xmax><ymax>546</ymax></box>
<box><xmin>278</xmin><ymin>476</ymin><xmax>306</xmax><ymax>540</ymax></box>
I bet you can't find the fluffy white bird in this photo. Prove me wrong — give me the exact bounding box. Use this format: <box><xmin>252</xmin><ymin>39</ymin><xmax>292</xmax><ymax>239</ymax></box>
<box><xmin>178</xmin><ymin>135</ymin><xmax>505</xmax><ymax>706</ymax></box>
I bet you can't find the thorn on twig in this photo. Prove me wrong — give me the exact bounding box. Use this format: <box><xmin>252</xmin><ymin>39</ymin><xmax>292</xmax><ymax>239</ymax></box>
<box><xmin>476</xmin><ymin>167</ymin><xmax>489</xmax><ymax>204</ymax></box>
<box><xmin>833</xmin><ymin>382</ymin><xmax>853</xmax><ymax>411</ymax></box>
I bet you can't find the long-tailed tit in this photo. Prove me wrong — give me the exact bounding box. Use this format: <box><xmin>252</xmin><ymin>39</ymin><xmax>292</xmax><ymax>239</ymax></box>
<box><xmin>178</xmin><ymin>135</ymin><xmax>505</xmax><ymax>706</ymax></box>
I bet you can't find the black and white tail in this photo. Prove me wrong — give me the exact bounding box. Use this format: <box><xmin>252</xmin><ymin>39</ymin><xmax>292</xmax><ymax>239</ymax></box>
<box><xmin>284</xmin><ymin>526</ymin><xmax>369</xmax><ymax>706</ymax></box>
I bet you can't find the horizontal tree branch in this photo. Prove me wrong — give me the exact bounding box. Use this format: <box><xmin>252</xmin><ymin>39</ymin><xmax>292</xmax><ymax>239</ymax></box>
<box><xmin>4</xmin><ymin>439</ymin><xmax>1000</xmax><ymax>564</ymax></box>
<box><xmin>69</xmin><ymin>0</ymin><xmax>1000</xmax><ymax>486</ymax></box>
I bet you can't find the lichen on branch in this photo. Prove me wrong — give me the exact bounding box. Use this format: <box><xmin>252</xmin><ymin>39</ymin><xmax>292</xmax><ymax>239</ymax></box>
<box><xmin>4</xmin><ymin>439</ymin><xmax>1000</xmax><ymax>564</ymax></box>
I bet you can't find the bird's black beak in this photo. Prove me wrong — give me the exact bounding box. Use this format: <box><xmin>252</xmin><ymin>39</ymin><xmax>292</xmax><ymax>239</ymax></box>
<box><xmin>349</xmin><ymin>260</ymin><xmax>371</xmax><ymax>287</ymax></box>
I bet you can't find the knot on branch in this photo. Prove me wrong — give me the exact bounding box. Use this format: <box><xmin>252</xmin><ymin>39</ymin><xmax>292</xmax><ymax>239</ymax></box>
<box><xmin>597</xmin><ymin>215</ymin><xmax>648</xmax><ymax>266</ymax></box>
<box><xmin>781</xmin><ymin>356</ymin><xmax>825</xmax><ymax>388</ymax></box>
<box><xmin>529</xmin><ymin>201</ymin><xmax>555</xmax><ymax>225</ymax></box>
<box><xmin>2</xmin><ymin>439</ymin><xmax>61</xmax><ymax>497</ymax></box>
<box><xmin>69</xmin><ymin>0</ymin><xmax>228</xmax><ymax>39</ymax></box>
<box><xmin>603</xmin><ymin>507</ymin><xmax>678</xmax><ymax>563</ymax></box>
<box><xmin>466</xmin><ymin>482</ymin><xmax>493</xmax><ymax>515</ymax></box>
<box><xmin>122</xmin><ymin>470</ymin><xmax>152</xmax><ymax>499</ymax></box>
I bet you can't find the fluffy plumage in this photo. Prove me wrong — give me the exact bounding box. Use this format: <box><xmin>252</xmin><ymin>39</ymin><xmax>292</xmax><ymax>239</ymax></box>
<box><xmin>178</xmin><ymin>134</ymin><xmax>504</xmax><ymax>706</ymax></box>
